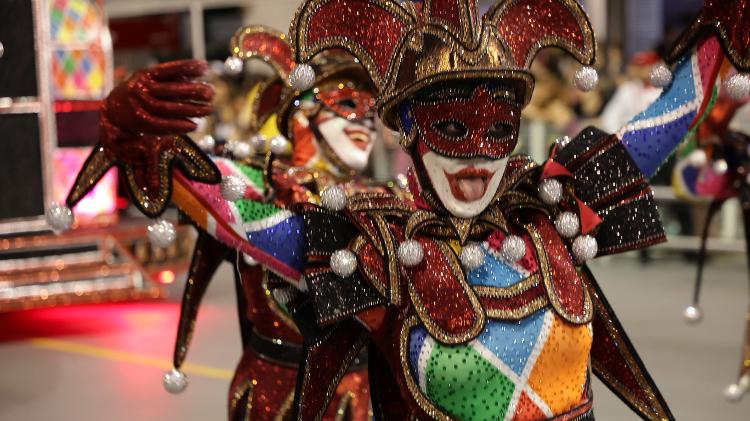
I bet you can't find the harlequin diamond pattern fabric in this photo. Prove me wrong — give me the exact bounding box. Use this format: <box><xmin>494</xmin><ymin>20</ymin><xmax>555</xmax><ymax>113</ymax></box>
<box><xmin>408</xmin><ymin>243</ymin><xmax>592</xmax><ymax>420</ymax></box>
<box><xmin>173</xmin><ymin>157</ymin><xmax>305</xmax><ymax>284</ymax></box>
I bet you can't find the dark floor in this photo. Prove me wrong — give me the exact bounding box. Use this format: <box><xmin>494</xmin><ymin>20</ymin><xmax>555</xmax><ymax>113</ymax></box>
<box><xmin>0</xmin><ymin>254</ymin><xmax>749</xmax><ymax>420</ymax></box>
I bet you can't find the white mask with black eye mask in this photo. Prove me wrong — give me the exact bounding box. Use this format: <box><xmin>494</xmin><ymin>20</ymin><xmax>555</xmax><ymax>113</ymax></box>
<box><xmin>421</xmin><ymin>153</ymin><xmax>509</xmax><ymax>218</ymax></box>
<box><xmin>315</xmin><ymin>109</ymin><xmax>376</xmax><ymax>172</ymax></box>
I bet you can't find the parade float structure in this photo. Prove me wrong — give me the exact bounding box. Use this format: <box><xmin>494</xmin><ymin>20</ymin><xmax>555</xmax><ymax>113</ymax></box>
<box><xmin>0</xmin><ymin>0</ymin><xmax>190</xmax><ymax>312</ymax></box>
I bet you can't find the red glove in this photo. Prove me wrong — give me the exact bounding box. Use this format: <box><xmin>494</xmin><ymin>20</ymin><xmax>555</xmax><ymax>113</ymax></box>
<box><xmin>103</xmin><ymin>59</ymin><xmax>214</xmax><ymax>136</ymax></box>
<box><xmin>67</xmin><ymin>60</ymin><xmax>221</xmax><ymax>217</ymax></box>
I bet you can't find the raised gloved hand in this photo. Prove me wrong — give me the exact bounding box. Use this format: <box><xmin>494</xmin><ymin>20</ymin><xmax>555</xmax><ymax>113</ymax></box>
<box><xmin>66</xmin><ymin>60</ymin><xmax>221</xmax><ymax>217</ymax></box>
<box><xmin>103</xmin><ymin>59</ymin><xmax>214</xmax><ymax>136</ymax></box>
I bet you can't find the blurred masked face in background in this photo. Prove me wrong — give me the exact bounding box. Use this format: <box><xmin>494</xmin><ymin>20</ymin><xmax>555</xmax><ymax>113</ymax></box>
<box><xmin>309</xmin><ymin>78</ymin><xmax>377</xmax><ymax>172</ymax></box>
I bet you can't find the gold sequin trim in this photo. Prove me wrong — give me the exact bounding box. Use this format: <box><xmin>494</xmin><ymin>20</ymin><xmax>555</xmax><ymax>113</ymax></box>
<box><xmin>525</xmin><ymin>222</ymin><xmax>593</xmax><ymax>325</ymax></box>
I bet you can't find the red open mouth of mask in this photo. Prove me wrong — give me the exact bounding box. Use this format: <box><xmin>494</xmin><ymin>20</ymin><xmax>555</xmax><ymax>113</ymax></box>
<box><xmin>412</xmin><ymin>86</ymin><xmax>521</xmax><ymax>159</ymax></box>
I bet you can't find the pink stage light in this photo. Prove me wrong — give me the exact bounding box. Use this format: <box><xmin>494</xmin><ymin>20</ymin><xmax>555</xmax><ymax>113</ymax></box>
<box><xmin>53</xmin><ymin>147</ymin><xmax>118</xmax><ymax>221</ymax></box>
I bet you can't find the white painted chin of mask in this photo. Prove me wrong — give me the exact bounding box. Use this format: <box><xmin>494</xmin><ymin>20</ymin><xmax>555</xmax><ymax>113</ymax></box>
<box><xmin>317</xmin><ymin>111</ymin><xmax>375</xmax><ymax>172</ymax></box>
<box><xmin>422</xmin><ymin>152</ymin><xmax>508</xmax><ymax>218</ymax></box>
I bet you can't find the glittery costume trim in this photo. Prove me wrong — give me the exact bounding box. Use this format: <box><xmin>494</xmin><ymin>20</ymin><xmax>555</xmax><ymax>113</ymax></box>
<box><xmin>231</xmin><ymin>25</ymin><xmax>295</xmax><ymax>79</ymax></box>
<box><xmin>552</xmin><ymin>128</ymin><xmax>668</xmax><ymax>256</ymax></box>
<box><xmin>581</xmin><ymin>267</ymin><xmax>675</xmax><ymax>421</ymax></box>
<box><xmin>484</xmin><ymin>0</ymin><xmax>595</xmax><ymax>68</ymax></box>
<box><xmin>666</xmin><ymin>0</ymin><xmax>750</xmax><ymax>72</ymax></box>
<box><xmin>525</xmin><ymin>217</ymin><xmax>593</xmax><ymax>325</ymax></box>
<box><xmin>275</xmin><ymin>392</ymin><xmax>296</xmax><ymax>421</ymax></box>
<box><xmin>738</xmin><ymin>309</ymin><xmax>750</xmax><ymax>381</ymax></box>
<box><xmin>229</xmin><ymin>380</ymin><xmax>254</xmax><ymax>421</ymax></box>
<box><xmin>263</xmin><ymin>271</ymin><xmax>300</xmax><ymax>335</ymax></box>
<box><xmin>473</xmin><ymin>273</ymin><xmax>539</xmax><ymax>297</ymax></box>
<box><xmin>293</xmin><ymin>319</ymin><xmax>370</xmax><ymax>421</ymax></box>
<box><xmin>475</xmin><ymin>274</ymin><xmax>550</xmax><ymax>319</ymax></box>
<box><xmin>173</xmin><ymin>232</ymin><xmax>230</xmax><ymax>369</ymax></box>
<box><xmin>66</xmin><ymin>134</ymin><xmax>221</xmax><ymax>218</ymax></box>
<box><xmin>373</xmin><ymin>215</ymin><xmax>403</xmax><ymax>305</ymax></box>
<box><xmin>334</xmin><ymin>392</ymin><xmax>354</xmax><ymax>421</ymax></box>
<box><xmin>405</xmin><ymin>239</ymin><xmax>487</xmax><ymax>345</ymax></box>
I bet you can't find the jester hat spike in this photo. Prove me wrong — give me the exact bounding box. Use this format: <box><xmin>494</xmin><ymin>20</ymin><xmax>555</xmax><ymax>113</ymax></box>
<box><xmin>288</xmin><ymin>0</ymin><xmax>596</xmax><ymax>130</ymax></box>
<box><xmin>230</xmin><ymin>25</ymin><xmax>295</xmax><ymax>132</ymax></box>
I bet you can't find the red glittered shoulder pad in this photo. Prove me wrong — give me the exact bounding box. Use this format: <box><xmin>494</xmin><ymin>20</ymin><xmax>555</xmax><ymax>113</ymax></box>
<box><xmin>296</xmin><ymin>202</ymin><xmax>389</xmax><ymax>326</ymax></box>
<box><xmin>550</xmin><ymin>127</ymin><xmax>666</xmax><ymax>256</ymax></box>
<box><xmin>401</xmin><ymin>235</ymin><xmax>487</xmax><ymax>345</ymax></box>
<box><xmin>521</xmin><ymin>211</ymin><xmax>592</xmax><ymax>325</ymax></box>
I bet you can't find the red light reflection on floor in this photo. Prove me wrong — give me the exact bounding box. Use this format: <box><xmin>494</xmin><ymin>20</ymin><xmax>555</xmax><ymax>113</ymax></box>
<box><xmin>0</xmin><ymin>302</ymin><xmax>181</xmax><ymax>343</ymax></box>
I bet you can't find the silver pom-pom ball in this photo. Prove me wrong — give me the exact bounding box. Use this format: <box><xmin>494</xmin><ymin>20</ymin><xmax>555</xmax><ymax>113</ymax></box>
<box><xmin>269</xmin><ymin>135</ymin><xmax>290</xmax><ymax>155</ymax></box>
<box><xmin>197</xmin><ymin>134</ymin><xmax>215</xmax><ymax>152</ymax></box>
<box><xmin>320</xmin><ymin>185</ymin><xmax>347</xmax><ymax>211</ymax></box>
<box><xmin>46</xmin><ymin>202</ymin><xmax>74</xmax><ymax>233</ymax></box>
<box><xmin>649</xmin><ymin>64</ymin><xmax>673</xmax><ymax>88</ymax></box>
<box><xmin>687</xmin><ymin>149</ymin><xmax>708</xmax><ymax>167</ymax></box>
<box><xmin>0</xmin><ymin>41</ymin><xmax>4</xmax><ymax>59</ymax></box>
<box><xmin>682</xmin><ymin>305</ymin><xmax>703</xmax><ymax>324</ymax></box>
<box><xmin>396</xmin><ymin>173</ymin><xmax>409</xmax><ymax>189</ymax></box>
<box><xmin>725</xmin><ymin>73</ymin><xmax>750</xmax><ymax>100</ymax></box>
<box><xmin>233</xmin><ymin>141</ymin><xmax>251</xmax><ymax>160</ymax></box>
<box><xmin>713</xmin><ymin>159</ymin><xmax>729</xmax><ymax>175</ymax></box>
<box><xmin>330</xmin><ymin>249</ymin><xmax>357</xmax><ymax>278</ymax></box>
<box><xmin>163</xmin><ymin>368</ymin><xmax>188</xmax><ymax>394</ymax></box>
<box><xmin>250</xmin><ymin>134</ymin><xmax>267</xmax><ymax>152</ymax></box>
<box><xmin>555</xmin><ymin>135</ymin><xmax>572</xmax><ymax>149</ymax></box>
<box><xmin>501</xmin><ymin>235</ymin><xmax>526</xmax><ymax>262</ymax></box>
<box><xmin>220</xmin><ymin>175</ymin><xmax>247</xmax><ymax>202</ymax></box>
<box><xmin>272</xmin><ymin>286</ymin><xmax>300</xmax><ymax>306</ymax></box>
<box><xmin>538</xmin><ymin>179</ymin><xmax>563</xmax><ymax>205</ymax></box>
<box><xmin>459</xmin><ymin>243</ymin><xmax>485</xmax><ymax>271</ymax></box>
<box><xmin>555</xmin><ymin>212</ymin><xmax>580</xmax><ymax>239</ymax></box>
<box><xmin>224</xmin><ymin>56</ymin><xmax>243</xmax><ymax>76</ymax></box>
<box><xmin>398</xmin><ymin>239</ymin><xmax>424</xmax><ymax>268</ymax></box>
<box><xmin>289</xmin><ymin>63</ymin><xmax>316</xmax><ymax>91</ymax></box>
<box><xmin>242</xmin><ymin>253</ymin><xmax>258</xmax><ymax>266</ymax></box>
<box><xmin>147</xmin><ymin>219</ymin><xmax>177</xmax><ymax>248</ymax></box>
<box><xmin>723</xmin><ymin>375</ymin><xmax>749</xmax><ymax>402</ymax></box>
<box><xmin>572</xmin><ymin>235</ymin><xmax>598</xmax><ymax>262</ymax></box>
<box><xmin>573</xmin><ymin>66</ymin><xmax>599</xmax><ymax>92</ymax></box>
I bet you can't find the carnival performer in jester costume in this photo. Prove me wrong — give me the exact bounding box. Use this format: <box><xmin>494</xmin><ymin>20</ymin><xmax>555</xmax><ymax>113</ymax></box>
<box><xmin>269</xmin><ymin>0</ymin><xmax>750</xmax><ymax>419</ymax></box>
<box><xmin>672</xmin><ymin>76</ymin><xmax>750</xmax><ymax>402</ymax></box>
<box><xmin>46</xmin><ymin>0</ymin><xmax>750</xmax><ymax>420</ymax></box>
<box><xmin>52</xmin><ymin>24</ymin><xmax>390</xmax><ymax>420</ymax></box>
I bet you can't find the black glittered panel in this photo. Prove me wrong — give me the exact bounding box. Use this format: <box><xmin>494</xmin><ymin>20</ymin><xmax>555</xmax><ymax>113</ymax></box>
<box><xmin>572</xmin><ymin>142</ymin><xmax>646</xmax><ymax>208</ymax></box>
<box><xmin>307</xmin><ymin>270</ymin><xmax>386</xmax><ymax>326</ymax></box>
<box><xmin>301</xmin><ymin>207</ymin><xmax>359</xmax><ymax>259</ymax></box>
<box><xmin>596</xmin><ymin>193</ymin><xmax>666</xmax><ymax>256</ymax></box>
<box><xmin>0</xmin><ymin>113</ymin><xmax>44</xmax><ymax>220</ymax></box>
<box><xmin>554</xmin><ymin>126</ymin><xmax>610</xmax><ymax>168</ymax></box>
<box><xmin>0</xmin><ymin>0</ymin><xmax>38</xmax><ymax>98</ymax></box>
